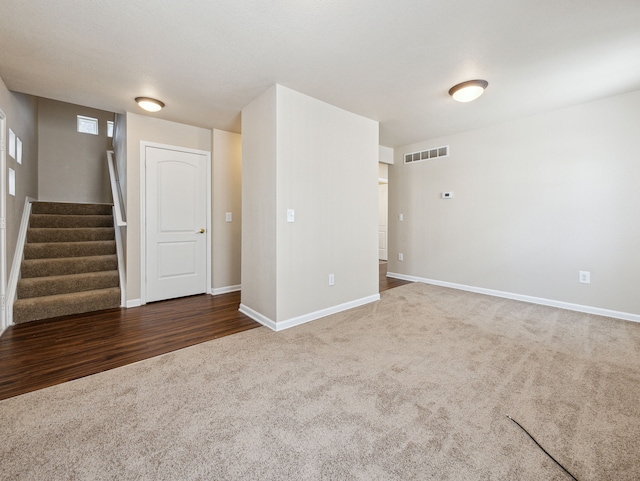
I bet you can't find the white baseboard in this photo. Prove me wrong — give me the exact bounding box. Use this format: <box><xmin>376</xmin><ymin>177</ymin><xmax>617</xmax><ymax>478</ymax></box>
<box><xmin>238</xmin><ymin>304</ymin><xmax>275</xmax><ymax>329</ymax></box>
<box><xmin>212</xmin><ymin>284</ymin><xmax>241</xmax><ymax>295</ymax></box>
<box><xmin>387</xmin><ymin>272</ymin><xmax>640</xmax><ymax>324</ymax></box>
<box><xmin>240</xmin><ymin>293</ymin><xmax>381</xmax><ymax>332</ymax></box>
<box><xmin>126</xmin><ymin>299</ymin><xmax>142</xmax><ymax>308</ymax></box>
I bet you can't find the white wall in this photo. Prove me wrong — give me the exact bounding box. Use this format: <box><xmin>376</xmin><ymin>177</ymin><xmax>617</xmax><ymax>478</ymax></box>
<box><xmin>389</xmin><ymin>90</ymin><xmax>640</xmax><ymax>318</ymax></box>
<box><xmin>241</xmin><ymin>86</ymin><xmax>278</xmax><ymax>321</ymax></box>
<box><xmin>212</xmin><ymin>129</ymin><xmax>242</xmax><ymax>292</ymax></box>
<box><xmin>378</xmin><ymin>162</ymin><xmax>388</xmax><ymax>180</ymax></box>
<box><xmin>379</xmin><ymin>145</ymin><xmax>394</xmax><ymax>164</ymax></box>
<box><xmin>242</xmin><ymin>84</ymin><xmax>379</xmax><ymax>328</ymax></box>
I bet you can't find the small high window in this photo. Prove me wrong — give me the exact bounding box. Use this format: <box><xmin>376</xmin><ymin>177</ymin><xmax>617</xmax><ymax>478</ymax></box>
<box><xmin>77</xmin><ymin>115</ymin><xmax>99</xmax><ymax>135</ymax></box>
<box><xmin>107</xmin><ymin>120</ymin><xmax>114</xmax><ymax>138</ymax></box>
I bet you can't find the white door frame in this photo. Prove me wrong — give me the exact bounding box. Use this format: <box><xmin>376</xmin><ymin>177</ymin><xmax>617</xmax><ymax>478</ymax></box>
<box><xmin>0</xmin><ymin>109</ymin><xmax>6</xmax><ymax>331</ymax></box>
<box><xmin>139</xmin><ymin>141</ymin><xmax>212</xmax><ymax>305</ymax></box>
<box><xmin>378</xmin><ymin>178</ymin><xmax>388</xmax><ymax>261</ymax></box>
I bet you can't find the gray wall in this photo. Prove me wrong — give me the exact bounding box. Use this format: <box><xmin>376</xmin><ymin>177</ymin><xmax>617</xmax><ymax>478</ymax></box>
<box><xmin>389</xmin><ymin>89</ymin><xmax>640</xmax><ymax>317</ymax></box>
<box><xmin>37</xmin><ymin>98</ymin><xmax>114</xmax><ymax>203</ymax></box>
<box><xmin>0</xmin><ymin>79</ymin><xmax>38</xmax><ymax>285</ymax></box>
<box><xmin>113</xmin><ymin>113</ymin><xmax>127</xmax><ymax>208</ymax></box>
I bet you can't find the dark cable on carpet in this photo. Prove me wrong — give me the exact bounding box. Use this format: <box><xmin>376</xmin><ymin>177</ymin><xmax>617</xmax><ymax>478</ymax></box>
<box><xmin>506</xmin><ymin>414</ymin><xmax>579</xmax><ymax>481</ymax></box>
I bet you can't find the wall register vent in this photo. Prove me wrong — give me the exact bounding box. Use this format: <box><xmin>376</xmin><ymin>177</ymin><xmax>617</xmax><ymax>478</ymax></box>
<box><xmin>404</xmin><ymin>145</ymin><xmax>449</xmax><ymax>164</ymax></box>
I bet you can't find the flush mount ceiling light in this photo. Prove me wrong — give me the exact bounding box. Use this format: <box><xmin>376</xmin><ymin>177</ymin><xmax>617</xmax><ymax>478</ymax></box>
<box><xmin>448</xmin><ymin>80</ymin><xmax>488</xmax><ymax>103</ymax></box>
<box><xmin>135</xmin><ymin>97</ymin><xmax>165</xmax><ymax>112</ymax></box>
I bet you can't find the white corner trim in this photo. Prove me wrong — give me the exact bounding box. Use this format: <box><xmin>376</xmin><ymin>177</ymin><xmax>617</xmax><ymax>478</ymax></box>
<box><xmin>126</xmin><ymin>299</ymin><xmax>142</xmax><ymax>308</ymax></box>
<box><xmin>212</xmin><ymin>285</ymin><xmax>241</xmax><ymax>296</ymax></box>
<box><xmin>387</xmin><ymin>272</ymin><xmax>640</xmax><ymax>324</ymax></box>
<box><xmin>240</xmin><ymin>293</ymin><xmax>381</xmax><ymax>332</ymax></box>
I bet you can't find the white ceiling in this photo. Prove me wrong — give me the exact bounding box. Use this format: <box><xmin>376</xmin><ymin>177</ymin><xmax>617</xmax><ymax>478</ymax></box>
<box><xmin>1</xmin><ymin>0</ymin><xmax>639</xmax><ymax>147</ymax></box>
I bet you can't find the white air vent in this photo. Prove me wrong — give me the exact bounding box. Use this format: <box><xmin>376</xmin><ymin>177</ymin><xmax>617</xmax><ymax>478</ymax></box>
<box><xmin>404</xmin><ymin>145</ymin><xmax>449</xmax><ymax>164</ymax></box>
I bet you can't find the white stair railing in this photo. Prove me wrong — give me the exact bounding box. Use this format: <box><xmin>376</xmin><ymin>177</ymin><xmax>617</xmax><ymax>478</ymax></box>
<box><xmin>6</xmin><ymin>197</ymin><xmax>34</xmax><ymax>326</ymax></box>
<box><xmin>107</xmin><ymin>150</ymin><xmax>127</xmax><ymax>307</ymax></box>
<box><xmin>107</xmin><ymin>150</ymin><xmax>126</xmax><ymax>226</ymax></box>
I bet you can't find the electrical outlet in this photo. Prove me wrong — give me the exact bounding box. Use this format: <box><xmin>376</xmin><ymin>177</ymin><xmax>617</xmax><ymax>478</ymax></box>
<box><xmin>579</xmin><ymin>271</ymin><xmax>590</xmax><ymax>284</ymax></box>
<box><xmin>328</xmin><ymin>274</ymin><xmax>334</xmax><ymax>286</ymax></box>
<box><xmin>398</xmin><ymin>253</ymin><xmax>403</xmax><ymax>261</ymax></box>
<box><xmin>398</xmin><ymin>213</ymin><xmax>404</xmax><ymax>221</ymax></box>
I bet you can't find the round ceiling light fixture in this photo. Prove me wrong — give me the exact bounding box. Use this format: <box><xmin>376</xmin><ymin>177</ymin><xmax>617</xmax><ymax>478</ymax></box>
<box><xmin>135</xmin><ymin>97</ymin><xmax>165</xmax><ymax>112</ymax></box>
<box><xmin>448</xmin><ymin>80</ymin><xmax>488</xmax><ymax>103</ymax></box>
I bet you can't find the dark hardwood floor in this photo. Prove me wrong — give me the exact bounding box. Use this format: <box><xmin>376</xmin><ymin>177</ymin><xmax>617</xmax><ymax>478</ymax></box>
<box><xmin>379</xmin><ymin>260</ymin><xmax>411</xmax><ymax>291</ymax></box>
<box><xmin>0</xmin><ymin>262</ymin><xmax>409</xmax><ymax>401</ymax></box>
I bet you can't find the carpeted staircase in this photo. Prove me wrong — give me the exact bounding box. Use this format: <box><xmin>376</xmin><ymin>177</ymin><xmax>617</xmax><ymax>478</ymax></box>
<box><xmin>13</xmin><ymin>202</ymin><xmax>121</xmax><ymax>324</ymax></box>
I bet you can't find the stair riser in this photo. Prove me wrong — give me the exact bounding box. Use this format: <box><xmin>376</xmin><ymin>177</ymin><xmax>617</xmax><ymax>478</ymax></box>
<box><xmin>24</xmin><ymin>241</ymin><xmax>116</xmax><ymax>259</ymax></box>
<box><xmin>13</xmin><ymin>288</ymin><xmax>121</xmax><ymax>324</ymax></box>
<box><xmin>21</xmin><ymin>256</ymin><xmax>118</xmax><ymax>278</ymax></box>
<box><xmin>30</xmin><ymin>214</ymin><xmax>114</xmax><ymax>228</ymax></box>
<box><xmin>18</xmin><ymin>271</ymin><xmax>120</xmax><ymax>299</ymax></box>
<box><xmin>27</xmin><ymin>228</ymin><xmax>115</xmax><ymax>243</ymax></box>
<box><xmin>31</xmin><ymin>202</ymin><xmax>113</xmax><ymax>216</ymax></box>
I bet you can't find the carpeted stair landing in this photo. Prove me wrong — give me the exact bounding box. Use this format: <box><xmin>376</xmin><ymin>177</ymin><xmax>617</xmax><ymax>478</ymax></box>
<box><xmin>13</xmin><ymin>202</ymin><xmax>121</xmax><ymax>324</ymax></box>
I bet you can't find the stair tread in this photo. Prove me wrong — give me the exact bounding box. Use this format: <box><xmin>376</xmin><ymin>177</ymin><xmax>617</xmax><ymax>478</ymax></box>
<box><xmin>23</xmin><ymin>254</ymin><xmax>116</xmax><ymax>262</ymax></box>
<box><xmin>13</xmin><ymin>287</ymin><xmax>121</xmax><ymax>323</ymax></box>
<box><xmin>31</xmin><ymin>202</ymin><xmax>113</xmax><ymax>215</ymax></box>
<box><xmin>17</xmin><ymin>271</ymin><xmax>120</xmax><ymax>299</ymax></box>
<box><xmin>24</xmin><ymin>240</ymin><xmax>116</xmax><ymax>259</ymax></box>
<box><xmin>30</xmin><ymin>214</ymin><xmax>114</xmax><ymax>228</ymax></box>
<box><xmin>26</xmin><ymin>240</ymin><xmax>116</xmax><ymax>246</ymax></box>
<box><xmin>28</xmin><ymin>227</ymin><xmax>115</xmax><ymax>231</ymax></box>
<box><xmin>21</xmin><ymin>254</ymin><xmax>118</xmax><ymax>278</ymax></box>
<box><xmin>31</xmin><ymin>213</ymin><xmax>113</xmax><ymax>219</ymax></box>
<box><xmin>27</xmin><ymin>227</ymin><xmax>115</xmax><ymax>243</ymax></box>
<box><xmin>14</xmin><ymin>286</ymin><xmax>121</xmax><ymax>303</ymax></box>
<box><xmin>18</xmin><ymin>269</ymin><xmax>118</xmax><ymax>283</ymax></box>
<box><xmin>18</xmin><ymin>270</ymin><xmax>119</xmax><ymax>285</ymax></box>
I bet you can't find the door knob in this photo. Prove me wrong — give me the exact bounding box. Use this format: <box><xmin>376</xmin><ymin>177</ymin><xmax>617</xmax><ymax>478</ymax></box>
<box><xmin>198</xmin><ymin>228</ymin><xmax>205</xmax><ymax>234</ymax></box>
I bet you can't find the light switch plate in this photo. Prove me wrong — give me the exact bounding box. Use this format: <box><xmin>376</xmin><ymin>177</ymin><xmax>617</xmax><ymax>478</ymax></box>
<box><xmin>225</xmin><ymin>212</ymin><xmax>232</xmax><ymax>222</ymax></box>
<box><xmin>287</xmin><ymin>209</ymin><xmax>295</xmax><ymax>223</ymax></box>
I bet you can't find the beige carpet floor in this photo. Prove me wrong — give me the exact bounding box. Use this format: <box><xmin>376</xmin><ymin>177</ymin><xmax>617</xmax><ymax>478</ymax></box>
<box><xmin>1</xmin><ymin>283</ymin><xmax>639</xmax><ymax>480</ymax></box>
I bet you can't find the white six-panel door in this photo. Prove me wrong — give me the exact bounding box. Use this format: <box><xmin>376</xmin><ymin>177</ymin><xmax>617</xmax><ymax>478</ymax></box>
<box><xmin>145</xmin><ymin>146</ymin><xmax>208</xmax><ymax>303</ymax></box>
